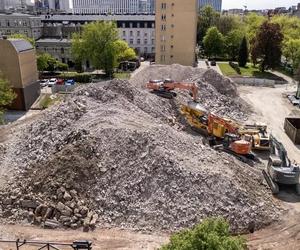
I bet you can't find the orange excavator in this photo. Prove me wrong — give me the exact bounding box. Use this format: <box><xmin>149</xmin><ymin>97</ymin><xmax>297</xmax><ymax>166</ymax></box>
<box><xmin>146</xmin><ymin>79</ymin><xmax>198</xmax><ymax>101</ymax></box>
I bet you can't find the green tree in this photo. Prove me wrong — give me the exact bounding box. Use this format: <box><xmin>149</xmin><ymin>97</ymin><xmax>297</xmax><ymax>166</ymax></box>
<box><xmin>161</xmin><ymin>218</ymin><xmax>246</xmax><ymax>250</ymax></box>
<box><xmin>244</xmin><ymin>13</ymin><xmax>267</xmax><ymax>41</ymax></box>
<box><xmin>216</xmin><ymin>15</ymin><xmax>244</xmax><ymax>36</ymax></box>
<box><xmin>283</xmin><ymin>39</ymin><xmax>300</xmax><ymax>72</ymax></box>
<box><xmin>37</xmin><ymin>53</ymin><xmax>68</xmax><ymax>72</ymax></box>
<box><xmin>271</xmin><ymin>15</ymin><xmax>300</xmax><ymax>41</ymax></box>
<box><xmin>203</xmin><ymin>27</ymin><xmax>224</xmax><ymax>59</ymax></box>
<box><xmin>8</xmin><ymin>34</ymin><xmax>35</xmax><ymax>47</ymax></box>
<box><xmin>0</xmin><ymin>72</ymin><xmax>16</xmax><ymax>123</ymax></box>
<box><xmin>71</xmin><ymin>21</ymin><xmax>134</xmax><ymax>76</ymax></box>
<box><xmin>114</xmin><ymin>40</ymin><xmax>136</xmax><ymax>62</ymax></box>
<box><xmin>238</xmin><ymin>36</ymin><xmax>249</xmax><ymax>67</ymax></box>
<box><xmin>224</xmin><ymin>29</ymin><xmax>243</xmax><ymax>61</ymax></box>
<box><xmin>251</xmin><ymin>21</ymin><xmax>284</xmax><ymax>72</ymax></box>
<box><xmin>197</xmin><ymin>5</ymin><xmax>220</xmax><ymax>44</ymax></box>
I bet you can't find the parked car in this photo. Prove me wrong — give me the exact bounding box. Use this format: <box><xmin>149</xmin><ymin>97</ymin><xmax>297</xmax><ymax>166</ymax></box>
<box><xmin>210</xmin><ymin>60</ymin><xmax>216</xmax><ymax>66</ymax></box>
<box><xmin>65</xmin><ymin>79</ymin><xmax>75</xmax><ymax>85</ymax></box>
<box><xmin>48</xmin><ymin>78</ymin><xmax>57</xmax><ymax>87</ymax></box>
<box><xmin>40</xmin><ymin>79</ymin><xmax>49</xmax><ymax>87</ymax></box>
<box><xmin>56</xmin><ymin>79</ymin><xmax>64</xmax><ymax>85</ymax></box>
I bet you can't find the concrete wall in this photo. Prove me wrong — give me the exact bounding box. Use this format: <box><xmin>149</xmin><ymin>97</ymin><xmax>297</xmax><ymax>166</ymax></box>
<box><xmin>155</xmin><ymin>0</ymin><xmax>197</xmax><ymax>66</ymax></box>
<box><xmin>231</xmin><ymin>77</ymin><xmax>286</xmax><ymax>87</ymax></box>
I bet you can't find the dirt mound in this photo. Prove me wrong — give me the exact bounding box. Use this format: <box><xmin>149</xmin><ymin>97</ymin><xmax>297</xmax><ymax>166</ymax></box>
<box><xmin>0</xmin><ymin>80</ymin><xmax>280</xmax><ymax>233</ymax></box>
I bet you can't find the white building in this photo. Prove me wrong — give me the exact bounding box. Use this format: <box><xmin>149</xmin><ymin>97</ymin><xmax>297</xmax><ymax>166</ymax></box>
<box><xmin>72</xmin><ymin>0</ymin><xmax>140</xmax><ymax>14</ymax></box>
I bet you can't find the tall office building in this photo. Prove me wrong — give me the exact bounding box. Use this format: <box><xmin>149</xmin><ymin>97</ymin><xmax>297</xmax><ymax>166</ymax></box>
<box><xmin>1</xmin><ymin>0</ymin><xmax>23</xmax><ymax>10</ymax></box>
<box><xmin>198</xmin><ymin>0</ymin><xmax>222</xmax><ymax>12</ymax></box>
<box><xmin>155</xmin><ymin>0</ymin><xmax>197</xmax><ymax>66</ymax></box>
<box><xmin>73</xmin><ymin>0</ymin><xmax>140</xmax><ymax>14</ymax></box>
<box><xmin>139</xmin><ymin>0</ymin><xmax>155</xmax><ymax>13</ymax></box>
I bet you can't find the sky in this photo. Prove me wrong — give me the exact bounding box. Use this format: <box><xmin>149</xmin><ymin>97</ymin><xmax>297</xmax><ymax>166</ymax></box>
<box><xmin>223</xmin><ymin>0</ymin><xmax>300</xmax><ymax>10</ymax></box>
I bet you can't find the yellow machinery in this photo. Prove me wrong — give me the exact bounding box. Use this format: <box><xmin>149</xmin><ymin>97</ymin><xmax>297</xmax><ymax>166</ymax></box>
<box><xmin>180</xmin><ymin>103</ymin><xmax>270</xmax><ymax>150</ymax></box>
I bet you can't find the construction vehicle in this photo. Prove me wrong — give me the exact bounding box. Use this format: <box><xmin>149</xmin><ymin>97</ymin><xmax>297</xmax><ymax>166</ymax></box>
<box><xmin>146</xmin><ymin>79</ymin><xmax>198</xmax><ymax>100</ymax></box>
<box><xmin>240</xmin><ymin>123</ymin><xmax>270</xmax><ymax>150</ymax></box>
<box><xmin>146</xmin><ymin>79</ymin><xmax>268</xmax><ymax>157</ymax></box>
<box><xmin>263</xmin><ymin>135</ymin><xmax>300</xmax><ymax>195</ymax></box>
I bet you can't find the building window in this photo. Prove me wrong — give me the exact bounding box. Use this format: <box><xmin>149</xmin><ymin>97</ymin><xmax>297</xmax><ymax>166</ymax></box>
<box><xmin>151</xmin><ymin>23</ymin><xmax>155</xmax><ymax>28</ymax></box>
<box><xmin>130</xmin><ymin>31</ymin><xmax>133</xmax><ymax>36</ymax></box>
<box><xmin>171</xmin><ymin>35</ymin><xmax>174</xmax><ymax>39</ymax></box>
<box><xmin>129</xmin><ymin>22</ymin><xmax>133</xmax><ymax>28</ymax></box>
<box><xmin>170</xmin><ymin>55</ymin><xmax>174</xmax><ymax>58</ymax></box>
<box><xmin>129</xmin><ymin>39</ymin><xmax>133</xmax><ymax>44</ymax></box>
<box><xmin>152</xmin><ymin>47</ymin><xmax>155</xmax><ymax>52</ymax></box>
<box><xmin>161</xmin><ymin>55</ymin><xmax>165</xmax><ymax>62</ymax></box>
<box><xmin>137</xmin><ymin>31</ymin><xmax>140</xmax><ymax>36</ymax></box>
<box><xmin>171</xmin><ymin>24</ymin><xmax>174</xmax><ymax>28</ymax></box>
<box><xmin>137</xmin><ymin>22</ymin><xmax>140</xmax><ymax>28</ymax></box>
<box><xmin>161</xmin><ymin>24</ymin><xmax>166</xmax><ymax>31</ymax></box>
<box><xmin>144</xmin><ymin>39</ymin><xmax>148</xmax><ymax>44</ymax></box>
<box><xmin>161</xmin><ymin>45</ymin><xmax>165</xmax><ymax>51</ymax></box>
<box><xmin>61</xmin><ymin>48</ymin><xmax>64</xmax><ymax>54</ymax></box>
<box><xmin>171</xmin><ymin>45</ymin><xmax>174</xmax><ymax>49</ymax></box>
<box><xmin>137</xmin><ymin>39</ymin><xmax>141</xmax><ymax>44</ymax></box>
<box><xmin>144</xmin><ymin>47</ymin><xmax>148</xmax><ymax>53</ymax></box>
<box><xmin>123</xmin><ymin>31</ymin><xmax>126</xmax><ymax>36</ymax></box>
<box><xmin>161</xmin><ymin>3</ymin><xmax>167</xmax><ymax>9</ymax></box>
<box><xmin>122</xmin><ymin>22</ymin><xmax>125</xmax><ymax>28</ymax></box>
<box><xmin>161</xmin><ymin>14</ymin><xmax>166</xmax><ymax>21</ymax></box>
<box><xmin>151</xmin><ymin>39</ymin><xmax>154</xmax><ymax>45</ymax></box>
<box><xmin>161</xmin><ymin>35</ymin><xmax>166</xmax><ymax>41</ymax></box>
<box><xmin>144</xmin><ymin>22</ymin><xmax>148</xmax><ymax>28</ymax></box>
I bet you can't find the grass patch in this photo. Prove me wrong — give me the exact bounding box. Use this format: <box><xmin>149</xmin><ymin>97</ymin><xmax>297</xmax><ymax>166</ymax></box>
<box><xmin>218</xmin><ymin>63</ymin><xmax>279</xmax><ymax>79</ymax></box>
<box><xmin>114</xmin><ymin>72</ymin><xmax>131</xmax><ymax>80</ymax></box>
<box><xmin>39</xmin><ymin>94</ymin><xmax>60</xmax><ymax>109</ymax></box>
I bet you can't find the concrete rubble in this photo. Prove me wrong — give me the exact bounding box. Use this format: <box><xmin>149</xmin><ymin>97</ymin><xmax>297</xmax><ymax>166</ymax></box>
<box><xmin>0</xmin><ymin>65</ymin><xmax>281</xmax><ymax>233</ymax></box>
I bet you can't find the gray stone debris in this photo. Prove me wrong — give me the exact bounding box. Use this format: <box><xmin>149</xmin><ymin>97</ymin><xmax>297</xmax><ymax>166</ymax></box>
<box><xmin>0</xmin><ymin>69</ymin><xmax>281</xmax><ymax>233</ymax></box>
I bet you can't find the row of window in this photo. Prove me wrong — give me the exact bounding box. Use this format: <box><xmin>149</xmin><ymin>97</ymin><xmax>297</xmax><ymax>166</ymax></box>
<box><xmin>160</xmin><ymin>54</ymin><xmax>174</xmax><ymax>62</ymax></box>
<box><xmin>161</xmin><ymin>2</ymin><xmax>175</xmax><ymax>9</ymax></box>
<box><xmin>0</xmin><ymin>19</ymin><xmax>41</xmax><ymax>28</ymax></box>
<box><xmin>160</xmin><ymin>44</ymin><xmax>174</xmax><ymax>51</ymax></box>
<box><xmin>127</xmin><ymin>38</ymin><xmax>154</xmax><ymax>45</ymax></box>
<box><xmin>122</xmin><ymin>30</ymin><xmax>154</xmax><ymax>38</ymax></box>
<box><xmin>121</xmin><ymin>22</ymin><xmax>154</xmax><ymax>29</ymax></box>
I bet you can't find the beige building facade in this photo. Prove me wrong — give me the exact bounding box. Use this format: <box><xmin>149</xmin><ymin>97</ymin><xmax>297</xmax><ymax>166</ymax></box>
<box><xmin>0</xmin><ymin>38</ymin><xmax>40</xmax><ymax>110</ymax></box>
<box><xmin>155</xmin><ymin>0</ymin><xmax>197</xmax><ymax>66</ymax></box>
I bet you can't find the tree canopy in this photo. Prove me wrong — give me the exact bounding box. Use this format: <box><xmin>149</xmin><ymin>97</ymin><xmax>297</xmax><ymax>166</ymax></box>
<box><xmin>224</xmin><ymin>29</ymin><xmax>244</xmax><ymax>61</ymax></box>
<box><xmin>203</xmin><ymin>26</ymin><xmax>224</xmax><ymax>58</ymax></box>
<box><xmin>71</xmin><ymin>21</ymin><xmax>136</xmax><ymax>76</ymax></box>
<box><xmin>37</xmin><ymin>53</ymin><xmax>68</xmax><ymax>72</ymax></box>
<box><xmin>161</xmin><ymin>218</ymin><xmax>246</xmax><ymax>250</ymax></box>
<box><xmin>251</xmin><ymin>21</ymin><xmax>284</xmax><ymax>72</ymax></box>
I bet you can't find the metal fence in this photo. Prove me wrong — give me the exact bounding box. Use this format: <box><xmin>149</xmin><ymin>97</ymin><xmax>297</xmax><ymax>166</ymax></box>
<box><xmin>0</xmin><ymin>239</ymin><xmax>92</xmax><ymax>250</ymax></box>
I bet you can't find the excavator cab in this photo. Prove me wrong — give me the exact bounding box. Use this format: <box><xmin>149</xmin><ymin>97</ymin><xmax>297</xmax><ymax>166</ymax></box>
<box><xmin>223</xmin><ymin>133</ymin><xmax>252</xmax><ymax>155</ymax></box>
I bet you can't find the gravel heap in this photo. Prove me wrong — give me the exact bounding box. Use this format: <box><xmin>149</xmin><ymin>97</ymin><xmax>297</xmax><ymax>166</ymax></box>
<box><xmin>0</xmin><ymin>79</ymin><xmax>280</xmax><ymax>233</ymax></box>
<box><xmin>131</xmin><ymin>64</ymin><xmax>249</xmax><ymax>121</ymax></box>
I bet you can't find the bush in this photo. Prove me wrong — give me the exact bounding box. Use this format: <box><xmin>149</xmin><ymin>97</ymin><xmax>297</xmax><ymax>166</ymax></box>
<box><xmin>161</xmin><ymin>218</ymin><xmax>246</xmax><ymax>250</ymax></box>
<box><xmin>58</xmin><ymin>73</ymin><xmax>94</xmax><ymax>83</ymax></box>
<box><xmin>229</xmin><ymin>61</ymin><xmax>241</xmax><ymax>74</ymax></box>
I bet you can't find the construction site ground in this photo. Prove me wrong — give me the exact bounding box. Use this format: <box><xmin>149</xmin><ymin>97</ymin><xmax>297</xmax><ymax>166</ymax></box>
<box><xmin>1</xmin><ymin>69</ymin><xmax>300</xmax><ymax>249</ymax></box>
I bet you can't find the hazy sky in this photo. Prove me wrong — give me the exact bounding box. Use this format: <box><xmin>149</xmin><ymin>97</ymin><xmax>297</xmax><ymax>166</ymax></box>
<box><xmin>223</xmin><ymin>0</ymin><xmax>300</xmax><ymax>10</ymax></box>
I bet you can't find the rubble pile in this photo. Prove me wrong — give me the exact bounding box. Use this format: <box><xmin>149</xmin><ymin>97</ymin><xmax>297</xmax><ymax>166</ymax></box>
<box><xmin>131</xmin><ymin>64</ymin><xmax>248</xmax><ymax>120</ymax></box>
<box><xmin>0</xmin><ymin>78</ymin><xmax>280</xmax><ymax>233</ymax></box>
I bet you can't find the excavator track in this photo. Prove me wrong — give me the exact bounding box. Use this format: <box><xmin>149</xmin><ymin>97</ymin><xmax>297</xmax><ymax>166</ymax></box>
<box><xmin>151</xmin><ymin>90</ymin><xmax>176</xmax><ymax>99</ymax></box>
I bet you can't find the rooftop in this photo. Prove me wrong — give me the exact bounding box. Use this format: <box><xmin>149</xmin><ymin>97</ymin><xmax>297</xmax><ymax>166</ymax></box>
<box><xmin>41</xmin><ymin>14</ymin><xmax>155</xmax><ymax>22</ymax></box>
<box><xmin>8</xmin><ymin>39</ymin><xmax>33</xmax><ymax>52</ymax></box>
<box><xmin>36</xmin><ymin>38</ymin><xmax>71</xmax><ymax>43</ymax></box>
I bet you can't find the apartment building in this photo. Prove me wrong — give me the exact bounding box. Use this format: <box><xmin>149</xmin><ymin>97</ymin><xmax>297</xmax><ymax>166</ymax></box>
<box><xmin>198</xmin><ymin>0</ymin><xmax>222</xmax><ymax>12</ymax></box>
<box><xmin>37</xmin><ymin>14</ymin><xmax>155</xmax><ymax>69</ymax></box>
<box><xmin>155</xmin><ymin>0</ymin><xmax>197</xmax><ymax>66</ymax></box>
<box><xmin>0</xmin><ymin>37</ymin><xmax>40</xmax><ymax>110</ymax></box>
<box><xmin>0</xmin><ymin>13</ymin><xmax>42</xmax><ymax>39</ymax></box>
